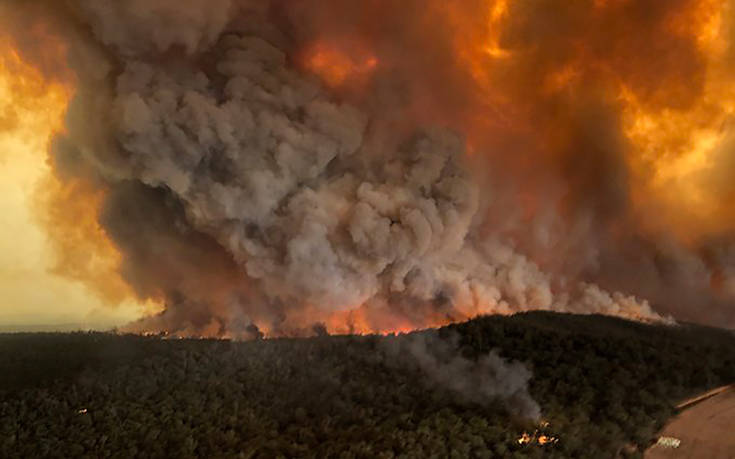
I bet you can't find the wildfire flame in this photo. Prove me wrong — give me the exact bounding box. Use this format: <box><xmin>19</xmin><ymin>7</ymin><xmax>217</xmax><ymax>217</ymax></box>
<box><xmin>517</xmin><ymin>421</ymin><xmax>558</xmax><ymax>447</ymax></box>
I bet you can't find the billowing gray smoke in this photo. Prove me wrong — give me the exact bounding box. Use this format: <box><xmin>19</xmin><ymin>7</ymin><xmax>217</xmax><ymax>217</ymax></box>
<box><xmin>383</xmin><ymin>331</ymin><xmax>541</xmax><ymax>420</ymax></box>
<box><xmin>13</xmin><ymin>0</ymin><xmax>717</xmax><ymax>420</ymax></box>
<box><xmin>2</xmin><ymin>0</ymin><xmax>676</xmax><ymax>340</ymax></box>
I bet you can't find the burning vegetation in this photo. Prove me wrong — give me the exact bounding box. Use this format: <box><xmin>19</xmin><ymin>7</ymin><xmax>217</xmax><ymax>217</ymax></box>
<box><xmin>517</xmin><ymin>421</ymin><xmax>559</xmax><ymax>447</ymax></box>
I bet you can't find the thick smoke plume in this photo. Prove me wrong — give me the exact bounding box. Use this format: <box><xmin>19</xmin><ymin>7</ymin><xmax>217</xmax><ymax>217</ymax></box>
<box><xmin>4</xmin><ymin>0</ymin><xmax>735</xmax><ymax>336</ymax></box>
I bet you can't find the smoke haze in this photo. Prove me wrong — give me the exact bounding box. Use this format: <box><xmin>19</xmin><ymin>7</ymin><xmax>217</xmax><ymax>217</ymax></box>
<box><xmin>2</xmin><ymin>0</ymin><xmax>735</xmax><ymax>337</ymax></box>
<box><xmin>382</xmin><ymin>330</ymin><xmax>541</xmax><ymax>420</ymax></box>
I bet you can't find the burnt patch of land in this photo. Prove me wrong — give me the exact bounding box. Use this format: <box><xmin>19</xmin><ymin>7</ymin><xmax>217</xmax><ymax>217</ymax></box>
<box><xmin>2</xmin><ymin>312</ymin><xmax>735</xmax><ymax>458</ymax></box>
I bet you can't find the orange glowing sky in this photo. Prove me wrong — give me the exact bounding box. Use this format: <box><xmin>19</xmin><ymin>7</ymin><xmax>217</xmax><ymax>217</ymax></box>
<box><xmin>3</xmin><ymin>0</ymin><xmax>735</xmax><ymax>332</ymax></box>
<box><xmin>0</xmin><ymin>44</ymin><xmax>155</xmax><ymax>330</ymax></box>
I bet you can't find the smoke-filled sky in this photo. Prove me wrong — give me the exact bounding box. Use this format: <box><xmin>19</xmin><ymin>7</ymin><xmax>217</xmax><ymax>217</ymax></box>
<box><xmin>1</xmin><ymin>0</ymin><xmax>734</xmax><ymax>335</ymax></box>
<box><xmin>0</xmin><ymin>41</ymin><xmax>155</xmax><ymax>329</ymax></box>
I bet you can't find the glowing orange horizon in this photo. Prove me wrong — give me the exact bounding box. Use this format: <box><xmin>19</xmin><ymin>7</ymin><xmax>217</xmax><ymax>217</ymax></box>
<box><xmin>0</xmin><ymin>38</ymin><xmax>159</xmax><ymax>327</ymax></box>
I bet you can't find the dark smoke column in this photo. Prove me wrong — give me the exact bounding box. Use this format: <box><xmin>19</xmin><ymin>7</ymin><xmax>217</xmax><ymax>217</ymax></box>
<box><xmin>8</xmin><ymin>0</ymin><xmax>672</xmax><ymax>337</ymax></box>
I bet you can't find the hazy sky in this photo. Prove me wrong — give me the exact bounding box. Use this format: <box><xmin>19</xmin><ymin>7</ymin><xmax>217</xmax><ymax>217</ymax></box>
<box><xmin>0</xmin><ymin>53</ymin><xmax>147</xmax><ymax>331</ymax></box>
<box><xmin>3</xmin><ymin>1</ymin><xmax>735</xmax><ymax>335</ymax></box>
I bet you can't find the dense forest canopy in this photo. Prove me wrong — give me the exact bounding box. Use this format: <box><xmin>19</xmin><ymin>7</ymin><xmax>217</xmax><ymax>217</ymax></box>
<box><xmin>2</xmin><ymin>312</ymin><xmax>734</xmax><ymax>458</ymax></box>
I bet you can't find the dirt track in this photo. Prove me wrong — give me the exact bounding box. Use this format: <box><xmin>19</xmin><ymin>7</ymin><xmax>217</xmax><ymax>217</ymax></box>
<box><xmin>646</xmin><ymin>386</ymin><xmax>735</xmax><ymax>459</ymax></box>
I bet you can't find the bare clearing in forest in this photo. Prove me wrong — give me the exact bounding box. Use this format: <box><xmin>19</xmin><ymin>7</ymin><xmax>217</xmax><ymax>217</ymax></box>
<box><xmin>646</xmin><ymin>386</ymin><xmax>735</xmax><ymax>459</ymax></box>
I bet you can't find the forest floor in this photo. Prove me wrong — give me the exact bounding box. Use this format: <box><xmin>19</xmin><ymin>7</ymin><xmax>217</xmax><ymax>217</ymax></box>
<box><xmin>646</xmin><ymin>385</ymin><xmax>735</xmax><ymax>458</ymax></box>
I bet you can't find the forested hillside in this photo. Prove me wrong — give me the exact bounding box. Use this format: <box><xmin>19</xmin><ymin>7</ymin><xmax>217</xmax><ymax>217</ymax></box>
<box><xmin>2</xmin><ymin>312</ymin><xmax>734</xmax><ymax>458</ymax></box>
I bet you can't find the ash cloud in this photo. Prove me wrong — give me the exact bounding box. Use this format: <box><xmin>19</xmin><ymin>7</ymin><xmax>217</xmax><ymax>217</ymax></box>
<box><xmin>9</xmin><ymin>0</ymin><xmax>735</xmax><ymax>336</ymax></box>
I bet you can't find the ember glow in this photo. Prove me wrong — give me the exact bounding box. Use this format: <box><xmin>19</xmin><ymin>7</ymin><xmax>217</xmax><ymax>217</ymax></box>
<box><xmin>517</xmin><ymin>421</ymin><xmax>558</xmax><ymax>447</ymax></box>
<box><xmin>304</xmin><ymin>42</ymin><xmax>378</xmax><ymax>89</ymax></box>
<box><xmin>2</xmin><ymin>0</ymin><xmax>735</xmax><ymax>336</ymax></box>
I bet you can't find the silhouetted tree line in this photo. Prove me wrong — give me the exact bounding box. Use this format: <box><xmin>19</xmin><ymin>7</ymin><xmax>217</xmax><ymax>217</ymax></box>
<box><xmin>1</xmin><ymin>311</ymin><xmax>733</xmax><ymax>458</ymax></box>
